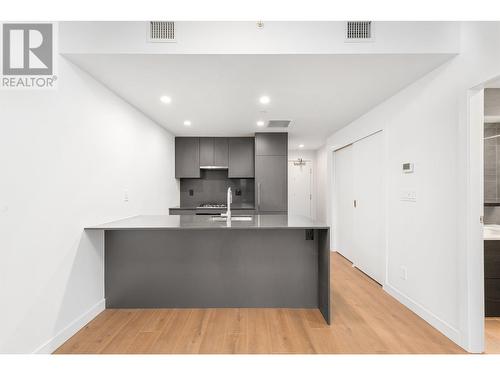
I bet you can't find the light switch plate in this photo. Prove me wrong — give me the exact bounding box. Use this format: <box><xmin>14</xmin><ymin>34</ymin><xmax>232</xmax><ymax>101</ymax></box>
<box><xmin>400</xmin><ymin>266</ymin><xmax>408</xmax><ymax>280</ymax></box>
<box><xmin>400</xmin><ymin>189</ymin><xmax>417</xmax><ymax>202</ymax></box>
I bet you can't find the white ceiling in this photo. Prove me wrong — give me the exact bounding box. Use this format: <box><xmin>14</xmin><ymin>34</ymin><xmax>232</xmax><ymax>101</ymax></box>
<box><xmin>66</xmin><ymin>54</ymin><xmax>453</xmax><ymax>150</ymax></box>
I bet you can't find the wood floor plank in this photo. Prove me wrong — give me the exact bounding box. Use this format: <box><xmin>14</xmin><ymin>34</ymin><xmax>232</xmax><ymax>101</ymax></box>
<box><xmin>266</xmin><ymin>309</ymin><xmax>299</xmax><ymax>353</ymax></box>
<box><xmin>485</xmin><ymin>318</ymin><xmax>500</xmax><ymax>353</ymax></box>
<box><xmin>284</xmin><ymin>309</ymin><xmax>317</xmax><ymax>353</ymax></box>
<box><xmin>54</xmin><ymin>252</ymin><xmax>471</xmax><ymax>354</ymax></box>
<box><xmin>172</xmin><ymin>309</ymin><xmax>211</xmax><ymax>354</ymax></box>
<box><xmin>148</xmin><ymin>309</ymin><xmax>192</xmax><ymax>354</ymax></box>
<box><xmin>100</xmin><ymin>310</ymin><xmax>154</xmax><ymax>354</ymax></box>
<box><xmin>198</xmin><ymin>309</ymin><xmax>229</xmax><ymax>353</ymax></box>
<box><xmin>246</xmin><ymin>308</ymin><xmax>272</xmax><ymax>354</ymax></box>
<box><xmin>222</xmin><ymin>308</ymin><xmax>248</xmax><ymax>354</ymax></box>
<box><xmin>125</xmin><ymin>310</ymin><xmax>173</xmax><ymax>354</ymax></box>
<box><xmin>67</xmin><ymin>310</ymin><xmax>136</xmax><ymax>354</ymax></box>
<box><xmin>53</xmin><ymin>310</ymin><xmax>117</xmax><ymax>354</ymax></box>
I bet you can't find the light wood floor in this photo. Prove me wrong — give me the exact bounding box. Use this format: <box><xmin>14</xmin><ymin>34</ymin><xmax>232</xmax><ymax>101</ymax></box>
<box><xmin>486</xmin><ymin>318</ymin><xmax>500</xmax><ymax>353</ymax></box>
<box><xmin>55</xmin><ymin>252</ymin><xmax>470</xmax><ymax>354</ymax></box>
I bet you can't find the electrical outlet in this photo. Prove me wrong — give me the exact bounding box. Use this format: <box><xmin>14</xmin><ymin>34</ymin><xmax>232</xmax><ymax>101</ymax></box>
<box><xmin>400</xmin><ymin>266</ymin><xmax>407</xmax><ymax>280</ymax></box>
<box><xmin>124</xmin><ymin>190</ymin><xmax>129</xmax><ymax>202</ymax></box>
<box><xmin>189</xmin><ymin>189</ymin><xmax>194</xmax><ymax>196</ymax></box>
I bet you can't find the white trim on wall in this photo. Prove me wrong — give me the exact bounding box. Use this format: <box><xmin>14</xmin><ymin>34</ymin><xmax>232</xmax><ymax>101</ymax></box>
<box><xmin>384</xmin><ymin>284</ymin><xmax>461</xmax><ymax>344</ymax></box>
<box><xmin>462</xmin><ymin>87</ymin><xmax>486</xmax><ymax>353</ymax></box>
<box><xmin>33</xmin><ymin>299</ymin><xmax>105</xmax><ymax>354</ymax></box>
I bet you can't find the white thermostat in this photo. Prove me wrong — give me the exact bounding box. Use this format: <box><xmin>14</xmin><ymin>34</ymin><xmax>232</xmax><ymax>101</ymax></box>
<box><xmin>402</xmin><ymin>162</ymin><xmax>414</xmax><ymax>173</ymax></box>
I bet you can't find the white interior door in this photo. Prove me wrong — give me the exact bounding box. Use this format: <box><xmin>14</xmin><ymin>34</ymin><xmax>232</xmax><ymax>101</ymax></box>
<box><xmin>352</xmin><ymin>131</ymin><xmax>385</xmax><ymax>284</ymax></box>
<box><xmin>288</xmin><ymin>161</ymin><xmax>313</xmax><ymax>218</ymax></box>
<box><xmin>334</xmin><ymin>145</ymin><xmax>355</xmax><ymax>262</ymax></box>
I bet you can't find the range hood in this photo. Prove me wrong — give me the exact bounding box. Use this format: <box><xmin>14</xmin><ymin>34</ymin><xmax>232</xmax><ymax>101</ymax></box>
<box><xmin>199</xmin><ymin>165</ymin><xmax>228</xmax><ymax>170</ymax></box>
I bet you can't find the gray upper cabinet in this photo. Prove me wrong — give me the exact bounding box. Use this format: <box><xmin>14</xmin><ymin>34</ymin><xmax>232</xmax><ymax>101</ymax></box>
<box><xmin>199</xmin><ymin>137</ymin><xmax>215</xmax><ymax>166</ymax></box>
<box><xmin>175</xmin><ymin>137</ymin><xmax>200</xmax><ymax>178</ymax></box>
<box><xmin>255</xmin><ymin>132</ymin><xmax>288</xmax><ymax>156</ymax></box>
<box><xmin>228</xmin><ymin>137</ymin><xmax>255</xmax><ymax>178</ymax></box>
<box><xmin>214</xmin><ymin>138</ymin><xmax>229</xmax><ymax>167</ymax></box>
<box><xmin>254</xmin><ymin>133</ymin><xmax>288</xmax><ymax>212</ymax></box>
<box><xmin>199</xmin><ymin>137</ymin><xmax>228</xmax><ymax>167</ymax></box>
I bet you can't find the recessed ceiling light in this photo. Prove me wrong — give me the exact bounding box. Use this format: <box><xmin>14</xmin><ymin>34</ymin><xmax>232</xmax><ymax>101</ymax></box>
<box><xmin>183</xmin><ymin>120</ymin><xmax>192</xmax><ymax>126</ymax></box>
<box><xmin>257</xmin><ymin>120</ymin><xmax>265</xmax><ymax>127</ymax></box>
<box><xmin>299</xmin><ymin>144</ymin><xmax>305</xmax><ymax>148</ymax></box>
<box><xmin>160</xmin><ymin>95</ymin><xmax>171</xmax><ymax>104</ymax></box>
<box><xmin>259</xmin><ymin>96</ymin><xmax>270</xmax><ymax>105</ymax></box>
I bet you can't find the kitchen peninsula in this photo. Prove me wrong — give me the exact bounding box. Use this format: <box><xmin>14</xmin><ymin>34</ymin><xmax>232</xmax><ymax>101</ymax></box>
<box><xmin>86</xmin><ymin>214</ymin><xmax>330</xmax><ymax>324</ymax></box>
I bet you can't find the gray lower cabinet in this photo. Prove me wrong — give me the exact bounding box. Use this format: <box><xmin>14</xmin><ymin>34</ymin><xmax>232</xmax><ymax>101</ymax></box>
<box><xmin>175</xmin><ymin>137</ymin><xmax>200</xmax><ymax>178</ymax></box>
<box><xmin>255</xmin><ymin>155</ymin><xmax>287</xmax><ymax>213</ymax></box>
<box><xmin>485</xmin><ymin>240</ymin><xmax>500</xmax><ymax>316</ymax></box>
<box><xmin>228</xmin><ymin>137</ymin><xmax>255</xmax><ymax>178</ymax></box>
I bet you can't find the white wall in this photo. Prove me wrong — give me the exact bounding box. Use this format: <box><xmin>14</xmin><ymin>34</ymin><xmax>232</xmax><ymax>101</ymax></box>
<box><xmin>316</xmin><ymin>22</ymin><xmax>500</xmax><ymax>351</ymax></box>
<box><xmin>315</xmin><ymin>146</ymin><xmax>328</xmax><ymax>224</ymax></box>
<box><xmin>0</xmin><ymin>57</ymin><xmax>178</xmax><ymax>353</ymax></box>
<box><xmin>59</xmin><ymin>21</ymin><xmax>460</xmax><ymax>55</ymax></box>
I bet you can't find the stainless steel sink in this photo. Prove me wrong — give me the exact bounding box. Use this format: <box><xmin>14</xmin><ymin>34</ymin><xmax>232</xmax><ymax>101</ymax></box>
<box><xmin>211</xmin><ymin>216</ymin><xmax>253</xmax><ymax>222</ymax></box>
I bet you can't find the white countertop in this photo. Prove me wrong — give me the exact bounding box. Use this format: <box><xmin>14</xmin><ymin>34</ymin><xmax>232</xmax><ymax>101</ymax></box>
<box><xmin>484</xmin><ymin>224</ymin><xmax>500</xmax><ymax>240</ymax></box>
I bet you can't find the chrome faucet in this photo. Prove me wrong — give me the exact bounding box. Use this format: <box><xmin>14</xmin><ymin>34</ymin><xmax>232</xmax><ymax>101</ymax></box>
<box><xmin>226</xmin><ymin>187</ymin><xmax>232</xmax><ymax>220</ymax></box>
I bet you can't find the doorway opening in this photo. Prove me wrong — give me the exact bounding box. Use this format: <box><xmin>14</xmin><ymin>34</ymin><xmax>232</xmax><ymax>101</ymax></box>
<box><xmin>468</xmin><ymin>78</ymin><xmax>500</xmax><ymax>354</ymax></box>
<box><xmin>482</xmin><ymin>88</ymin><xmax>500</xmax><ymax>353</ymax></box>
<box><xmin>288</xmin><ymin>154</ymin><xmax>314</xmax><ymax>219</ymax></box>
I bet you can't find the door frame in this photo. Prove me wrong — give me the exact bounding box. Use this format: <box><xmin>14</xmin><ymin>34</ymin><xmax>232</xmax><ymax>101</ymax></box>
<box><xmin>332</xmin><ymin>143</ymin><xmax>355</xmax><ymax>263</ymax></box>
<box><xmin>464</xmin><ymin>86</ymin><xmax>485</xmax><ymax>353</ymax></box>
<box><xmin>329</xmin><ymin>129</ymin><xmax>388</xmax><ymax>286</ymax></box>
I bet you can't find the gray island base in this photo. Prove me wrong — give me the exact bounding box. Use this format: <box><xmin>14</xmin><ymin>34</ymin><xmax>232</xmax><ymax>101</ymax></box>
<box><xmin>86</xmin><ymin>215</ymin><xmax>330</xmax><ymax>324</ymax></box>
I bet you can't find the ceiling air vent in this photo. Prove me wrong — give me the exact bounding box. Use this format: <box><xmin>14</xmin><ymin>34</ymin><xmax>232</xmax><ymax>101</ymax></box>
<box><xmin>267</xmin><ymin>120</ymin><xmax>292</xmax><ymax>128</ymax></box>
<box><xmin>345</xmin><ymin>21</ymin><xmax>374</xmax><ymax>42</ymax></box>
<box><xmin>149</xmin><ymin>21</ymin><xmax>176</xmax><ymax>42</ymax></box>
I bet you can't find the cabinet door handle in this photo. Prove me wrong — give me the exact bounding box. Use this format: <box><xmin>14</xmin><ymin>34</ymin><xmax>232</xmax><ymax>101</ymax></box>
<box><xmin>258</xmin><ymin>183</ymin><xmax>261</xmax><ymax>210</ymax></box>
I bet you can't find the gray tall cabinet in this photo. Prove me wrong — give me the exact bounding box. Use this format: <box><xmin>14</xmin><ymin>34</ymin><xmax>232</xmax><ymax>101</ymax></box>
<box><xmin>255</xmin><ymin>133</ymin><xmax>288</xmax><ymax>213</ymax></box>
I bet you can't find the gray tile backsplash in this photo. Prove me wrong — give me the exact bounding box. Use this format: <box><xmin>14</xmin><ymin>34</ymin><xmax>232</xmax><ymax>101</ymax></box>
<box><xmin>180</xmin><ymin>170</ymin><xmax>254</xmax><ymax>207</ymax></box>
<box><xmin>484</xmin><ymin>124</ymin><xmax>500</xmax><ymax>203</ymax></box>
<box><xmin>484</xmin><ymin>123</ymin><xmax>500</xmax><ymax>224</ymax></box>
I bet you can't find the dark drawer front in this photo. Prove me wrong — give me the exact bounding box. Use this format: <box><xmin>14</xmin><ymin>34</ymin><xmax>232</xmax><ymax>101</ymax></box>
<box><xmin>486</xmin><ymin>278</ymin><xmax>500</xmax><ymax>300</ymax></box>
<box><xmin>485</xmin><ymin>278</ymin><xmax>500</xmax><ymax>316</ymax></box>
<box><xmin>486</xmin><ymin>300</ymin><xmax>500</xmax><ymax>317</ymax></box>
<box><xmin>485</xmin><ymin>241</ymin><xmax>500</xmax><ymax>278</ymax></box>
<box><xmin>169</xmin><ymin>209</ymin><xmax>196</xmax><ymax>215</ymax></box>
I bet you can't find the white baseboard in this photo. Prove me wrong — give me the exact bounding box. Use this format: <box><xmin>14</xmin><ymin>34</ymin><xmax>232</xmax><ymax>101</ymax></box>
<box><xmin>34</xmin><ymin>299</ymin><xmax>105</xmax><ymax>354</ymax></box>
<box><xmin>383</xmin><ymin>283</ymin><xmax>462</xmax><ymax>347</ymax></box>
